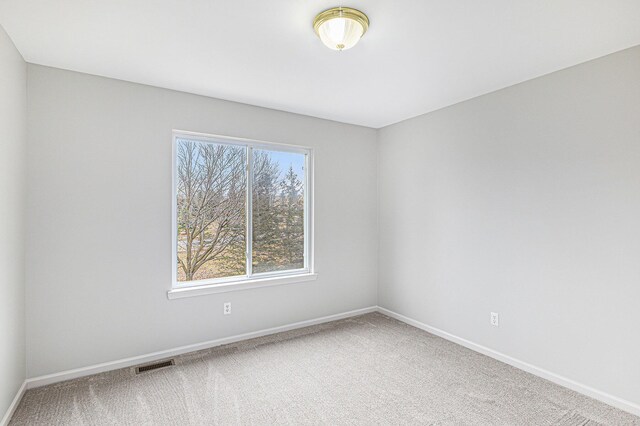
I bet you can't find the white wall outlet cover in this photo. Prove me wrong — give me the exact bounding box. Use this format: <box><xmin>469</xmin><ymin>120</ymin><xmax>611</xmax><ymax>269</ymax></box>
<box><xmin>491</xmin><ymin>312</ymin><xmax>499</xmax><ymax>327</ymax></box>
<box><xmin>224</xmin><ymin>302</ymin><xmax>231</xmax><ymax>315</ymax></box>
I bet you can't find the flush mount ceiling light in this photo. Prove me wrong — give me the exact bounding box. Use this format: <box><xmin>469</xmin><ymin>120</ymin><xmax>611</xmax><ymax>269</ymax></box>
<box><xmin>313</xmin><ymin>7</ymin><xmax>369</xmax><ymax>51</ymax></box>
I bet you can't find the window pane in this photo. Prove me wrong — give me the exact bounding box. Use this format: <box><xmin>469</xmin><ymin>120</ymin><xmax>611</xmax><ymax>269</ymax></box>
<box><xmin>252</xmin><ymin>149</ymin><xmax>305</xmax><ymax>274</ymax></box>
<box><xmin>176</xmin><ymin>138</ymin><xmax>246</xmax><ymax>282</ymax></box>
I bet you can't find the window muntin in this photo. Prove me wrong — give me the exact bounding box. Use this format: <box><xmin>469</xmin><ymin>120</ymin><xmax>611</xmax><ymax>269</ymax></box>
<box><xmin>173</xmin><ymin>132</ymin><xmax>311</xmax><ymax>288</ymax></box>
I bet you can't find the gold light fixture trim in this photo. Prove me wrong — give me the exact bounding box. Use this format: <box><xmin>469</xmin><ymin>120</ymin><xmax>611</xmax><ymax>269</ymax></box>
<box><xmin>313</xmin><ymin>7</ymin><xmax>370</xmax><ymax>51</ymax></box>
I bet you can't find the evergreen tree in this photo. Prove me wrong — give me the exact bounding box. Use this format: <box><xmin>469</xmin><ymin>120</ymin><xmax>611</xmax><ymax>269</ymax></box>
<box><xmin>252</xmin><ymin>151</ymin><xmax>281</xmax><ymax>272</ymax></box>
<box><xmin>278</xmin><ymin>165</ymin><xmax>304</xmax><ymax>269</ymax></box>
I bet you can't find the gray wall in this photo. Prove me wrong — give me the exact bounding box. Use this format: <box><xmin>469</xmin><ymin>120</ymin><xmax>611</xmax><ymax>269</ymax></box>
<box><xmin>26</xmin><ymin>65</ymin><xmax>378</xmax><ymax>378</ymax></box>
<box><xmin>378</xmin><ymin>46</ymin><xmax>640</xmax><ymax>405</ymax></box>
<box><xmin>0</xmin><ymin>25</ymin><xmax>27</xmax><ymax>419</ymax></box>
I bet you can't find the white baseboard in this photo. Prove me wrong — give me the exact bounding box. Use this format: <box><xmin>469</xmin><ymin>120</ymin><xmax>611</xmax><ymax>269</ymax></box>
<box><xmin>17</xmin><ymin>305</ymin><xmax>640</xmax><ymax>420</ymax></box>
<box><xmin>1</xmin><ymin>380</ymin><xmax>26</xmax><ymax>426</ymax></box>
<box><xmin>376</xmin><ymin>306</ymin><xmax>640</xmax><ymax>418</ymax></box>
<box><xmin>25</xmin><ymin>306</ymin><xmax>377</xmax><ymax>390</ymax></box>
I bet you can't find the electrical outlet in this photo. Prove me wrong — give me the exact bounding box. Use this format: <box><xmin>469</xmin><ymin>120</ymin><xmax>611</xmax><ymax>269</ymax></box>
<box><xmin>223</xmin><ymin>302</ymin><xmax>231</xmax><ymax>315</ymax></box>
<box><xmin>490</xmin><ymin>312</ymin><xmax>499</xmax><ymax>327</ymax></box>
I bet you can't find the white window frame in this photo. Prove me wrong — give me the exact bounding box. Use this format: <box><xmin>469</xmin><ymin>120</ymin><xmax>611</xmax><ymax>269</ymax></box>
<box><xmin>169</xmin><ymin>130</ymin><xmax>316</xmax><ymax>299</ymax></box>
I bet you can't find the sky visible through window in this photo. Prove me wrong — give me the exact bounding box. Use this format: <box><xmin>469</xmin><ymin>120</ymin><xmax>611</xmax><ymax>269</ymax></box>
<box><xmin>267</xmin><ymin>150</ymin><xmax>304</xmax><ymax>181</ymax></box>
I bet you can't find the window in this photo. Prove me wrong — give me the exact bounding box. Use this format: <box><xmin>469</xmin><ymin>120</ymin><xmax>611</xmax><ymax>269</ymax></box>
<box><xmin>172</xmin><ymin>131</ymin><xmax>313</xmax><ymax>292</ymax></box>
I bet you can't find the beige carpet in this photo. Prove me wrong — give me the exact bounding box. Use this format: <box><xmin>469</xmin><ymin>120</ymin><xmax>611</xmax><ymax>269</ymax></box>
<box><xmin>10</xmin><ymin>313</ymin><xmax>640</xmax><ymax>425</ymax></box>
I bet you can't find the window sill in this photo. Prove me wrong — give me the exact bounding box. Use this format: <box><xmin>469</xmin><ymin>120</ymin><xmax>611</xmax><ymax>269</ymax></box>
<box><xmin>167</xmin><ymin>273</ymin><xmax>318</xmax><ymax>300</ymax></box>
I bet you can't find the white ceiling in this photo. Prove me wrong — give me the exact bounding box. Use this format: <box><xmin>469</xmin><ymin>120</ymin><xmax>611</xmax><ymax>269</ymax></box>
<box><xmin>1</xmin><ymin>1</ymin><xmax>640</xmax><ymax>128</ymax></box>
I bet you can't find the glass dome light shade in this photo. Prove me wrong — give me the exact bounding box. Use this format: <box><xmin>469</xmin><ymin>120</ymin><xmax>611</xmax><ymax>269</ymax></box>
<box><xmin>313</xmin><ymin>7</ymin><xmax>369</xmax><ymax>51</ymax></box>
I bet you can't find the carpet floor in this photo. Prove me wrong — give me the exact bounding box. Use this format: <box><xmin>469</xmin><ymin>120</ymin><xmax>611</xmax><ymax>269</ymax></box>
<box><xmin>10</xmin><ymin>313</ymin><xmax>639</xmax><ymax>425</ymax></box>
